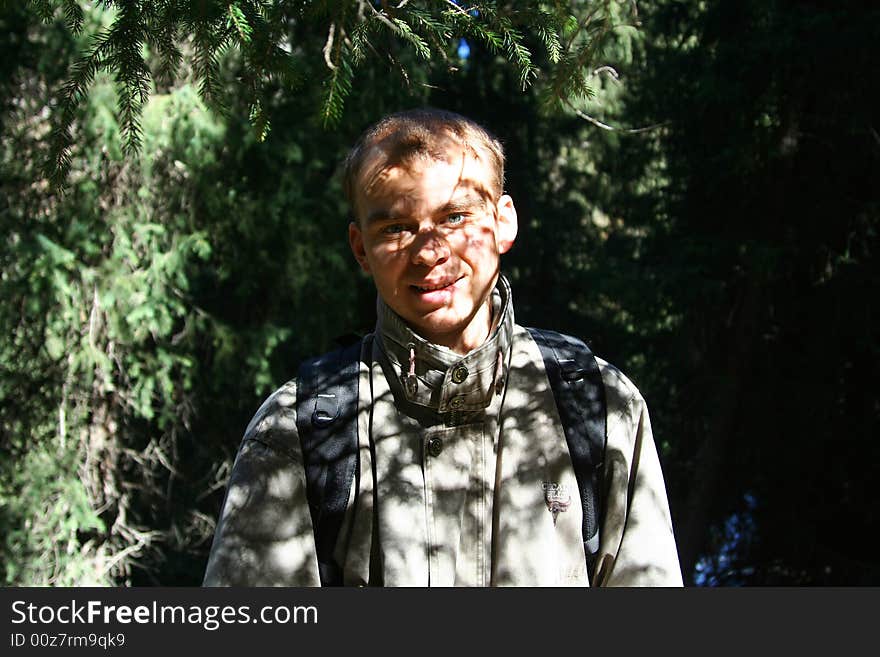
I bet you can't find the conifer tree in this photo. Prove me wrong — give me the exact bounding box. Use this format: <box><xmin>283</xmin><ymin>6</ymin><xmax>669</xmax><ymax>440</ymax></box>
<box><xmin>22</xmin><ymin>0</ymin><xmax>634</xmax><ymax>183</ymax></box>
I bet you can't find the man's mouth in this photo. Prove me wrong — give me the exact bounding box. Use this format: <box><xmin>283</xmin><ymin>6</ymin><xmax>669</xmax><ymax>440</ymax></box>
<box><xmin>411</xmin><ymin>276</ymin><xmax>463</xmax><ymax>293</ymax></box>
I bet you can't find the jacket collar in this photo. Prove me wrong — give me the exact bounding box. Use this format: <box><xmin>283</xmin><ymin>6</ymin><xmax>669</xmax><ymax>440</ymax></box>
<box><xmin>375</xmin><ymin>275</ymin><xmax>514</xmax><ymax>413</ymax></box>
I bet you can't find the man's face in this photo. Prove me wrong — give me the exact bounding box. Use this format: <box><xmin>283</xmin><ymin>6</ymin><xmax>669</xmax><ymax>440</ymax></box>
<box><xmin>349</xmin><ymin>145</ymin><xmax>518</xmax><ymax>353</ymax></box>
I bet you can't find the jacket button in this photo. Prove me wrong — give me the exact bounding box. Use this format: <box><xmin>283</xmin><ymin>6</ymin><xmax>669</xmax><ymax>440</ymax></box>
<box><xmin>451</xmin><ymin>365</ymin><xmax>469</xmax><ymax>384</ymax></box>
<box><xmin>426</xmin><ymin>437</ymin><xmax>443</xmax><ymax>457</ymax></box>
<box><xmin>449</xmin><ymin>396</ymin><xmax>465</xmax><ymax>410</ymax></box>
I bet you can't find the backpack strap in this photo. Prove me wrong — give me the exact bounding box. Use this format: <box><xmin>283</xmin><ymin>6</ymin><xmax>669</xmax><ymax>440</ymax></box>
<box><xmin>526</xmin><ymin>327</ymin><xmax>607</xmax><ymax>581</ymax></box>
<box><xmin>296</xmin><ymin>337</ymin><xmax>365</xmax><ymax>586</ymax></box>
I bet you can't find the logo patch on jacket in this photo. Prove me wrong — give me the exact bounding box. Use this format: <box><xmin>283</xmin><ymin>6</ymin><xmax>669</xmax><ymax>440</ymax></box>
<box><xmin>542</xmin><ymin>482</ymin><xmax>571</xmax><ymax>525</ymax></box>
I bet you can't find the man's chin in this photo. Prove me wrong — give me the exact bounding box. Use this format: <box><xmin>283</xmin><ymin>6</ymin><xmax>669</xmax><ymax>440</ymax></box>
<box><xmin>406</xmin><ymin>311</ymin><xmax>468</xmax><ymax>345</ymax></box>
<box><xmin>412</xmin><ymin>321</ymin><xmax>463</xmax><ymax>343</ymax></box>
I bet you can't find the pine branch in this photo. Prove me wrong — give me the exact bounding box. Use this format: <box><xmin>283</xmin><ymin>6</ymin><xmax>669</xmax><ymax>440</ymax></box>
<box><xmin>28</xmin><ymin>0</ymin><xmax>640</xmax><ymax>182</ymax></box>
<box><xmin>389</xmin><ymin>17</ymin><xmax>431</xmax><ymax>60</ymax></box>
<box><xmin>320</xmin><ymin>48</ymin><xmax>354</xmax><ymax>127</ymax></box>
<box><xmin>61</xmin><ymin>0</ymin><xmax>84</xmax><ymax>33</ymax></box>
<box><xmin>227</xmin><ymin>3</ymin><xmax>253</xmax><ymax>44</ymax></box>
<box><xmin>320</xmin><ymin>4</ymin><xmax>353</xmax><ymax>128</ymax></box>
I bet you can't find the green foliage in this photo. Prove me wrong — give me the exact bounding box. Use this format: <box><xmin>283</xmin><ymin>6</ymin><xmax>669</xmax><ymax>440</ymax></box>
<box><xmin>4</xmin><ymin>1</ymin><xmax>384</xmax><ymax>583</ymax></box>
<box><xmin>1</xmin><ymin>441</ymin><xmax>108</xmax><ymax>585</ymax></box>
<box><xmin>1</xmin><ymin>6</ymin><xmax>228</xmax><ymax>581</ymax></box>
<box><xmin>25</xmin><ymin>1</ymin><xmax>632</xmax><ymax>182</ymax></box>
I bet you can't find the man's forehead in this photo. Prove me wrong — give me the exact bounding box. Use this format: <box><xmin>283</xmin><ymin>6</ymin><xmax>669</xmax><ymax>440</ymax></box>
<box><xmin>362</xmin><ymin>138</ymin><xmax>474</xmax><ymax>173</ymax></box>
<box><xmin>360</xmin><ymin>157</ymin><xmax>492</xmax><ymax>205</ymax></box>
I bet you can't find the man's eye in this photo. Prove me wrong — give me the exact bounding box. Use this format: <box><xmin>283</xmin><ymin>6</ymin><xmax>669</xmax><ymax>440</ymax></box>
<box><xmin>446</xmin><ymin>213</ymin><xmax>466</xmax><ymax>225</ymax></box>
<box><xmin>382</xmin><ymin>223</ymin><xmax>406</xmax><ymax>235</ymax></box>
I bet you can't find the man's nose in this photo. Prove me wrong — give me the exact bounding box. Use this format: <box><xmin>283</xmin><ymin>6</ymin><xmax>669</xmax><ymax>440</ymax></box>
<box><xmin>410</xmin><ymin>228</ymin><xmax>451</xmax><ymax>267</ymax></box>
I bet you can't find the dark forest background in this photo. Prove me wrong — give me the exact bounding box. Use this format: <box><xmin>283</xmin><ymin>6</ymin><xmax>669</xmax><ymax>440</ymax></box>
<box><xmin>1</xmin><ymin>0</ymin><xmax>877</xmax><ymax>586</ymax></box>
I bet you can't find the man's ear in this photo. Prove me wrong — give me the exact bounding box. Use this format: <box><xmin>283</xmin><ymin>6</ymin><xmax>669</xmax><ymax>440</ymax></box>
<box><xmin>348</xmin><ymin>220</ymin><xmax>372</xmax><ymax>274</ymax></box>
<box><xmin>495</xmin><ymin>194</ymin><xmax>518</xmax><ymax>254</ymax></box>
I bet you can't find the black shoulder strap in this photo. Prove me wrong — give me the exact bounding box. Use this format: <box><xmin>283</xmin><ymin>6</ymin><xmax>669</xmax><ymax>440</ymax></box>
<box><xmin>526</xmin><ymin>327</ymin><xmax>607</xmax><ymax>580</ymax></box>
<box><xmin>296</xmin><ymin>338</ymin><xmax>364</xmax><ymax>586</ymax></box>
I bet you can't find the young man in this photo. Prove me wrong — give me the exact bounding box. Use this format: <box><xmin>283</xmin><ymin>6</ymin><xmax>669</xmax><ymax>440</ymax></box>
<box><xmin>203</xmin><ymin>109</ymin><xmax>683</xmax><ymax>586</ymax></box>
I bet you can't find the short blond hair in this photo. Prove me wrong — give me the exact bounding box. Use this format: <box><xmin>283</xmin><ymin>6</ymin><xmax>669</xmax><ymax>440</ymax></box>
<box><xmin>343</xmin><ymin>108</ymin><xmax>505</xmax><ymax>219</ymax></box>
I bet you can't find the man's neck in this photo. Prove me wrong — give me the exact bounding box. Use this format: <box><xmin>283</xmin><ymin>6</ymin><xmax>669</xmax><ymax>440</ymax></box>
<box><xmin>432</xmin><ymin>299</ymin><xmax>493</xmax><ymax>355</ymax></box>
